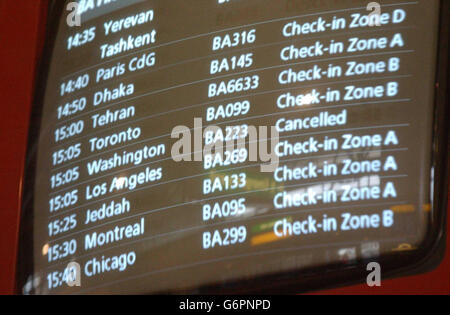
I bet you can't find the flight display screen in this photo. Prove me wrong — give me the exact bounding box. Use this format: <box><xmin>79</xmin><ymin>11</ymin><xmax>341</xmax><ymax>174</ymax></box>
<box><xmin>18</xmin><ymin>0</ymin><xmax>445</xmax><ymax>294</ymax></box>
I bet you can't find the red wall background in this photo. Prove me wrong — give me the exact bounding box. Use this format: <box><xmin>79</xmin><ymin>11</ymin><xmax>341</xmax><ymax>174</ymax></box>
<box><xmin>0</xmin><ymin>0</ymin><xmax>448</xmax><ymax>295</ymax></box>
<box><xmin>0</xmin><ymin>0</ymin><xmax>47</xmax><ymax>295</ymax></box>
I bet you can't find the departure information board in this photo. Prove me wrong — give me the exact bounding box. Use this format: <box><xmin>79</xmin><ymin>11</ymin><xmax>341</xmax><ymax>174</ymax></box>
<box><xmin>19</xmin><ymin>0</ymin><xmax>444</xmax><ymax>294</ymax></box>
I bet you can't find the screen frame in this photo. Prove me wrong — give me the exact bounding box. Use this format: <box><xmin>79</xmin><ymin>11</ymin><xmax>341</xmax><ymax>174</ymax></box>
<box><xmin>16</xmin><ymin>0</ymin><xmax>450</xmax><ymax>295</ymax></box>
